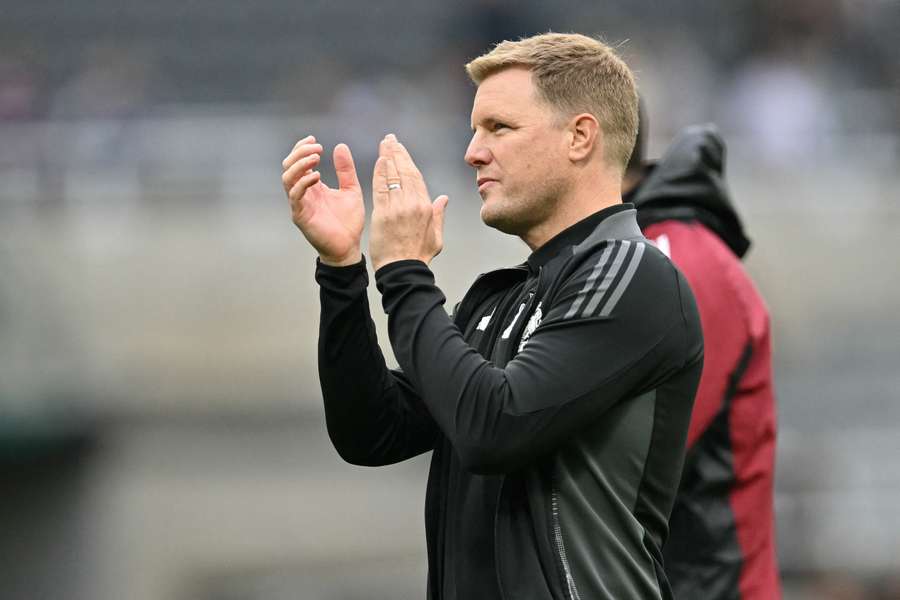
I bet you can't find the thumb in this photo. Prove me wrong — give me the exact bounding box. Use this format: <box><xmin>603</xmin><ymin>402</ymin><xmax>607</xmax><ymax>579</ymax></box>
<box><xmin>333</xmin><ymin>143</ymin><xmax>361</xmax><ymax>191</ymax></box>
<box><xmin>432</xmin><ymin>194</ymin><xmax>449</xmax><ymax>233</ymax></box>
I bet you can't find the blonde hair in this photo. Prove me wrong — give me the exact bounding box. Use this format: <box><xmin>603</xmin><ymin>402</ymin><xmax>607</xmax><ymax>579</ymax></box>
<box><xmin>466</xmin><ymin>33</ymin><xmax>639</xmax><ymax>172</ymax></box>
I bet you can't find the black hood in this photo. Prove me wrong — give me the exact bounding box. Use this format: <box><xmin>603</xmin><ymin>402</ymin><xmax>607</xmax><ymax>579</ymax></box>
<box><xmin>625</xmin><ymin>123</ymin><xmax>751</xmax><ymax>258</ymax></box>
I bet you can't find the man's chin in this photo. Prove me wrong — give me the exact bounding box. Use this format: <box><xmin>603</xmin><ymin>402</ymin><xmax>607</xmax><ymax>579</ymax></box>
<box><xmin>481</xmin><ymin>205</ymin><xmax>521</xmax><ymax>236</ymax></box>
<box><xmin>479</xmin><ymin>204</ymin><xmax>501</xmax><ymax>229</ymax></box>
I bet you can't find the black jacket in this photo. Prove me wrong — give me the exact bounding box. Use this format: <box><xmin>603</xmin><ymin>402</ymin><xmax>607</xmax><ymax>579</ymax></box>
<box><xmin>626</xmin><ymin>123</ymin><xmax>751</xmax><ymax>258</ymax></box>
<box><xmin>315</xmin><ymin>204</ymin><xmax>704</xmax><ymax>599</ymax></box>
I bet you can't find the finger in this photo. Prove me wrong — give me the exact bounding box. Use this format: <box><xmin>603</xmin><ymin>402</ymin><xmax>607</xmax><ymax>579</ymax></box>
<box><xmin>432</xmin><ymin>195</ymin><xmax>449</xmax><ymax>231</ymax></box>
<box><xmin>283</xmin><ymin>141</ymin><xmax>322</xmax><ymax>170</ymax></box>
<box><xmin>282</xmin><ymin>152</ymin><xmax>321</xmax><ymax>193</ymax></box>
<box><xmin>386</xmin><ymin>134</ymin><xmax>417</xmax><ymax>173</ymax></box>
<box><xmin>282</xmin><ymin>151</ymin><xmax>320</xmax><ymax>180</ymax></box>
<box><xmin>292</xmin><ymin>134</ymin><xmax>315</xmax><ymax>150</ymax></box>
<box><xmin>287</xmin><ymin>136</ymin><xmax>318</xmax><ymax>156</ymax></box>
<box><xmin>288</xmin><ymin>170</ymin><xmax>321</xmax><ymax>203</ymax></box>
<box><xmin>385</xmin><ymin>134</ymin><xmax>428</xmax><ymax>198</ymax></box>
<box><xmin>378</xmin><ymin>134</ymin><xmax>391</xmax><ymax>160</ymax></box>
<box><xmin>283</xmin><ymin>141</ymin><xmax>323</xmax><ymax>170</ymax></box>
<box><xmin>383</xmin><ymin>154</ymin><xmax>404</xmax><ymax>203</ymax></box>
<box><xmin>431</xmin><ymin>195</ymin><xmax>449</xmax><ymax>258</ymax></box>
<box><xmin>333</xmin><ymin>143</ymin><xmax>361</xmax><ymax>192</ymax></box>
<box><xmin>372</xmin><ymin>156</ymin><xmax>391</xmax><ymax>210</ymax></box>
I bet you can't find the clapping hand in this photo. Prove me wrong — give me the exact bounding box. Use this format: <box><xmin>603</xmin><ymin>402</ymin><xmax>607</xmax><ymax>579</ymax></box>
<box><xmin>283</xmin><ymin>135</ymin><xmax>364</xmax><ymax>267</ymax></box>
<box><xmin>369</xmin><ymin>134</ymin><xmax>449</xmax><ymax>271</ymax></box>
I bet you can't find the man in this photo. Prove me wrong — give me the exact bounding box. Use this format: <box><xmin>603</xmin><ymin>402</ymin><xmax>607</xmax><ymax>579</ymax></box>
<box><xmin>282</xmin><ymin>34</ymin><xmax>703</xmax><ymax>599</ymax></box>
<box><xmin>625</xmin><ymin>121</ymin><xmax>782</xmax><ymax>598</ymax></box>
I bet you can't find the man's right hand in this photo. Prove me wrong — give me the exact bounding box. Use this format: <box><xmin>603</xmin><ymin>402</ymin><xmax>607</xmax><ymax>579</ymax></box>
<box><xmin>283</xmin><ymin>135</ymin><xmax>364</xmax><ymax>267</ymax></box>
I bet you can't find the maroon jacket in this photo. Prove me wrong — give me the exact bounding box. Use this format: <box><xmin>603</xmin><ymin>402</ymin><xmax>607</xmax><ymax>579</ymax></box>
<box><xmin>628</xmin><ymin>125</ymin><xmax>781</xmax><ymax>599</ymax></box>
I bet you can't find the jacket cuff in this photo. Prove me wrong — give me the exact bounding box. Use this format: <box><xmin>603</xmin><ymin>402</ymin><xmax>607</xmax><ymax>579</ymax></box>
<box><xmin>374</xmin><ymin>260</ymin><xmax>439</xmax><ymax>314</ymax></box>
<box><xmin>315</xmin><ymin>256</ymin><xmax>369</xmax><ymax>291</ymax></box>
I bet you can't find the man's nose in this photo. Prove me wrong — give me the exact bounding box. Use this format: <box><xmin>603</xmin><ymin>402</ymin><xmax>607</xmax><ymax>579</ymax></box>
<box><xmin>464</xmin><ymin>135</ymin><xmax>490</xmax><ymax>168</ymax></box>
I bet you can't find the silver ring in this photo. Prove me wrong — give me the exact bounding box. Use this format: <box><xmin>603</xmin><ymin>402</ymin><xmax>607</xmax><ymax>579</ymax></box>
<box><xmin>387</xmin><ymin>182</ymin><xmax>401</xmax><ymax>191</ymax></box>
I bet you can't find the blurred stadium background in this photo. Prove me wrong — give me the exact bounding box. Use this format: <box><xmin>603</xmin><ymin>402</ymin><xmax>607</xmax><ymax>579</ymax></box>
<box><xmin>1</xmin><ymin>1</ymin><xmax>898</xmax><ymax>598</ymax></box>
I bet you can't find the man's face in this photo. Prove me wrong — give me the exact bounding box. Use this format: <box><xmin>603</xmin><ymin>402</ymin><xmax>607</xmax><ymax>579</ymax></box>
<box><xmin>465</xmin><ymin>67</ymin><xmax>572</xmax><ymax>237</ymax></box>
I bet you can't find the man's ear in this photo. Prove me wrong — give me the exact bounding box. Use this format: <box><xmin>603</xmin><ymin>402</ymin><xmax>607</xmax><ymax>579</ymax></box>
<box><xmin>568</xmin><ymin>113</ymin><xmax>601</xmax><ymax>162</ymax></box>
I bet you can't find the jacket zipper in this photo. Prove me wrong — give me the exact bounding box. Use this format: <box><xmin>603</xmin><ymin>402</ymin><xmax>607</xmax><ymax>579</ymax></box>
<box><xmin>493</xmin><ymin>476</ymin><xmax>508</xmax><ymax>600</ymax></box>
<box><xmin>552</xmin><ymin>486</ymin><xmax>581</xmax><ymax>600</ymax></box>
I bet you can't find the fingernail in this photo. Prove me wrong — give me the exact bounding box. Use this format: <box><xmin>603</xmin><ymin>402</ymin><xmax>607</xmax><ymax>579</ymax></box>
<box><xmin>386</xmin><ymin>133</ymin><xmax>397</xmax><ymax>142</ymax></box>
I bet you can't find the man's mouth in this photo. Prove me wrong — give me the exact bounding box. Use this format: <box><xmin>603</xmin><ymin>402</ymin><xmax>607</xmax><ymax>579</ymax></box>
<box><xmin>477</xmin><ymin>177</ymin><xmax>498</xmax><ymax>192</ymax></box>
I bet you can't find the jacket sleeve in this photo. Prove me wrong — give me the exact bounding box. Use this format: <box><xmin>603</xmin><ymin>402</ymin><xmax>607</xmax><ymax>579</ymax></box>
<box><xmin>316</xmin><ymin>258</ymin><xmax>439</xmax><ymax>466</ymax></box>
<box><xmin>375</xmin><ymin>243</ymin><xmax>702</xmax><ymax>475</ymax></box>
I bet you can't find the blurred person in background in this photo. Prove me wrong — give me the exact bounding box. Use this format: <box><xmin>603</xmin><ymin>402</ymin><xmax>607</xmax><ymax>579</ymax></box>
<box><xmin>625</xmin><ymin>114</ymin><xmax>781</xmax><ymax>599</ymax></box>
<box><xmin>282</xmin><ymin>33</ymin><xmax>703</xmax><ymax>599</ymax></box>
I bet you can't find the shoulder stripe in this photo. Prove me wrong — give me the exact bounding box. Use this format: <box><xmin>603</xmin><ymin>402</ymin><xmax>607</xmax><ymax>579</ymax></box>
<box><xmin>598</xmin><ymin>241</ymin><xmax>645</xmax><ymax>317</ymax></box>
<box><xmin>581</xmin><ymin>240</ymin><xmax>631</xmax><ymax>317</ymax></box>
<box><xmin>562</xmin><ymin>242</ymin><xmax>616</xmax><ymax>320</ymax></box>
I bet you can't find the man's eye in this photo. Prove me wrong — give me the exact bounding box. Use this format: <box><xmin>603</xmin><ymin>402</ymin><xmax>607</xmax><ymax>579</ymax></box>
<box><xmin>492</xmin><ymin>122</ymin><xmax>509</xmax><ymax>132</ymax></box>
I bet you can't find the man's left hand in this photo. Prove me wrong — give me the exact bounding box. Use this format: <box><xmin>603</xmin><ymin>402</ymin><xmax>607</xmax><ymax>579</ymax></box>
<box><xmin>370</xmin><ymin>134</ymin><xmax>449</xmax><ymax>271</ymax></box>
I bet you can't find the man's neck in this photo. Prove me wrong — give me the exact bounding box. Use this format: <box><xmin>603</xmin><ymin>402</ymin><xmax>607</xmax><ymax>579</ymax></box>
<box><xmin>522</xmin><ymin>177</ymin><xmax>623</xmax><ymax>251</ymax></box>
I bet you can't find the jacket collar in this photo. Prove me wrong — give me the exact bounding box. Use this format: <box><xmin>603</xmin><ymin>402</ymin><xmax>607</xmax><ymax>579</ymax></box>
<box><xmin>456</xmin><ymin>204</ymin><xmax>641</xmax><ymax>328</ymax></box>
<box><xmin>526</xmin><ymin>203</ymin><xmax>641</xmax><ymax>271</ymax></box>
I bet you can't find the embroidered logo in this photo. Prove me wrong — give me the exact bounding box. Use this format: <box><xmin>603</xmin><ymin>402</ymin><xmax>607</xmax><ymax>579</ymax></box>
<box><xmin>518</xmin><ymin>302</ymin><xmax>543</xmax><ymax>352</ymax></box>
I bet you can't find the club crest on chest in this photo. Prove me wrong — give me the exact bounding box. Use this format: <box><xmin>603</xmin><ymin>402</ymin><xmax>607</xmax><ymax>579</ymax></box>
<box><xmin>518</xmin><ymin>301</ymin><xmax>543</xmax><ymax>352</ymax></box>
